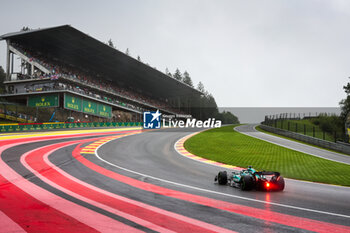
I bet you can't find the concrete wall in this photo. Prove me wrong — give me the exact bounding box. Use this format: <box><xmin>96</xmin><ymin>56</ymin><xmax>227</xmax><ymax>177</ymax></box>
<box><xmin>260</xmin><ymin>124</ymin><xmax>350</xmax><ymax>155</ymax></box>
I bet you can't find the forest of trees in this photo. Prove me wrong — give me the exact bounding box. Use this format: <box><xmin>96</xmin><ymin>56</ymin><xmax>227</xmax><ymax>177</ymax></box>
<box><xmin>166</xmin><ymin>67</ymin><xmax>239</xmax><ymax>124</ymax></box>
<box><xmin>105</xmin><ymin>37</ymin><xmax>239</xmax><ymax>124</ymax></box>
<box><xmin>340</xmin><ymin>78</ymin><xmax>350</xmax><ymax>137</ymax></box>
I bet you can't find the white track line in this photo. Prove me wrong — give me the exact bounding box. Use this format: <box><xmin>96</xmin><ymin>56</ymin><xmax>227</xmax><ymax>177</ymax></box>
<box><xmin>0</xmin><ymin>211</ymin><xmax>25</xmax><ymax>232</ymax></box>
<box><xmin>94</xmin><ymin>133</ymin><xmax>350</xmax><ymax>219</ymax></box>
<box><xmin>235</xmin><ymin>125</ymin><xmax>350</xmax><ymax>165</ymax></box>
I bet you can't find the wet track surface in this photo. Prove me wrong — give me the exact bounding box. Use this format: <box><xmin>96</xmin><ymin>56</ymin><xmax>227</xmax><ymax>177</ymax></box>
<box><xmin>0</xmin><ymin>126</ymin><xmax>349</xmax><ymax>232</ymax></box>
<box><xmin>236</xmin><ymin>124</ymin><xmax>350</xmax><ymax>165</ymax></box>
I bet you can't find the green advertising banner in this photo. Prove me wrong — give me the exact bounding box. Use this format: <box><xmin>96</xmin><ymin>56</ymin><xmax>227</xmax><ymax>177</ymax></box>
<box><xmin>98</xmin><ymin>104</ymin><xmax>112</xmax><ymax>118</ymax></box>
<box><xmin>64</xmin><ymin>94</ymin><xmax>82</xmax><ymax>111</ymax></box>
<box><xmin>83</xmin><ymin>100</ymin><xmax>97</xmax><ymax>115</ymax></box>
<box><xmin>28</xmin><ymin>94</ymin><xmax>59</xmax><ymax>107</ymax></box>
<box><xmin>64</xmin><ymin>93</ymin><xmax>112</xmax><ymax>118</ymax></box>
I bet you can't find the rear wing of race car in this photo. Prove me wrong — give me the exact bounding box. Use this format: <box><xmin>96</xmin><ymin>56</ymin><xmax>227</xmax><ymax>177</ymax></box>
<box><xmin>255</xmin><ymin>171</ymin><xmax>281</xmax><ymax>177</ymax></box>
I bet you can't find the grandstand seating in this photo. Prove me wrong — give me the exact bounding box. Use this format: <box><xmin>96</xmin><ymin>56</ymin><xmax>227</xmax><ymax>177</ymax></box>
<box><xmin>7</xmin><ymin>43</ymin><xmax>182</xmax><ymax>115</ymax></box>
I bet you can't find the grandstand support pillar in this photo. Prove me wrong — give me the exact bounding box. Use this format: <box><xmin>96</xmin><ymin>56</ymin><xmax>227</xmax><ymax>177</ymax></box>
<box><xmin>11</xmin><ymin>52</ymin><xmax>14</xmax><ymax>75</ymax></box>
<box><xmin>187</xmin><ymin>97</ymin><xmax>191</xmax><ymax>114</ymax></box>
<box><xmin>6</xmin><ymin>41</ymin><xmax>10</xmax><ymax>81</ymax></box>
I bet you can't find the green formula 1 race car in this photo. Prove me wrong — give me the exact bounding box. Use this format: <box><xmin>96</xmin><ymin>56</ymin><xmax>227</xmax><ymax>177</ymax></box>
<box><xmin>215</xmin><ymin>166</ymin><xmax>285</xmax><ymax>191</ymax></box>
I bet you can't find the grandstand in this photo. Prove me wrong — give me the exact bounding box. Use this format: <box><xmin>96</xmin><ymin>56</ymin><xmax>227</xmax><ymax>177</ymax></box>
<box><xmin>0</xmin><ymin>25</ymin><xmax>201</xmax><ymax>122</ymax></box>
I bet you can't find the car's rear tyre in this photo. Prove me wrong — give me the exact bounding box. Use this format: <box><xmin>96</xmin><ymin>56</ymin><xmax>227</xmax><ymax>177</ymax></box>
<box><xmin>217</xmin><ymin>171</ymin><xmax>228</xmax><ymax>185</ymax></box>
<box><xmin>241</xmin><ymin>175</ymin><xmax>254</xmax><ymax>190</ymax></box>
<box><xmin>271</xmin><ymin>176</ymin><xmax>285</xmax><ymax>191</ymax></box>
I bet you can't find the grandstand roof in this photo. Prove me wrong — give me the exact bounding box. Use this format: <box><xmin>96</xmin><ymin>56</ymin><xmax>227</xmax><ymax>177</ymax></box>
<box><xmin>0</xmin><ymin>25</ymin><xmax>202</xmax><ymax>98</ymax></box>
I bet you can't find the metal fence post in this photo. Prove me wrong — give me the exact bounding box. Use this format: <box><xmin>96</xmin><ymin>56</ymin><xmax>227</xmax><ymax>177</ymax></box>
<box><xmin>304</xmin><ymin>124</ymin><xmax>306</xmax><ymax>135</ymax></box>
<box><xmin>313</xmin><ymin>126</ymin><xmax>315</xmax><ymax>137</ymax></box>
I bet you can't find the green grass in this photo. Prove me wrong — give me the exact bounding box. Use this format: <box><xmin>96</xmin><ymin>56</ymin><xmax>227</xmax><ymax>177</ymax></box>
<box><xmin>184</xmin><ymin>125</ymin><xmax>350</xmax><ymax>186</ymax></box>
<box><xmin>271</xmin><ymin>119</ymin><xmax>335</xmax><ymax>142</ymax></box>
<box><xmin>255</xmin><ymin>125</ymin><xmax>350</xmax><ymax>157</ymax></box>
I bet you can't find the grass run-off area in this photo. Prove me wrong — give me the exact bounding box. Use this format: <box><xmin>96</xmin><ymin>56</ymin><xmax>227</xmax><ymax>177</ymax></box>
<box><xmin>255</xmin><ymin>125</ymin><xmax>350</xmax><ymax>157</ymax></box>
<box><xmin>184</xmin><ymin>125</ymin><xmax>350</xmax><ymax>186</ymax></box>
<box><xmin>272</xmin><ymin>119</ymin><xmax>335</xmax><ymax>142</ymax></box>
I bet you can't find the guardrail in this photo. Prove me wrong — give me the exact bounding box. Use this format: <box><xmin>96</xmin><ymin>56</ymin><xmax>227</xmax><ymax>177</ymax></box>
<box><xmin>259</xmin><ymin>124</ymin><xmax>350</xmax><ymax>155</ymax></box>
<box><xmin>0</xmin><ymin>122</ymin><xmax>142</xmax><ymax>133</ymax></box>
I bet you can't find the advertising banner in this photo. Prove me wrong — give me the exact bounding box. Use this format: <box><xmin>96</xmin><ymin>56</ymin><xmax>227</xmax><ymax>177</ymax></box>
<box><xmin>64</xmin><ymin>93</ymin><xmax>111</xmax><ymax>118</ymax></box>
<box><xmin>98</xmin><ymin>104</ymin><xmax>112</xmax><ymax>118</ymax></box>
<box><xmin>28</xmin><ymin>94</ymin><xmax>59</xmax><ymax>107</ymax></box>
<box><xmin>64</xmin><ymin>93</ymin><xmax>82</xmax><ymax>111</ymax></box>
<box><xmin>83</xmin><ymin>100</ymin><xmax>97</xmax><ymax>115</ymax></box>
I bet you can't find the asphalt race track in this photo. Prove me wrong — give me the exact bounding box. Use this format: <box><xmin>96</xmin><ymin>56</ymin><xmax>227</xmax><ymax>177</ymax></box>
<box><xmin>0</xmin><ymin>126</ymin><xmax>349</xmax><ymax>232</ymax></box>
<box><xmin>235</xmin><ymin>124</ymin><xmax>350</xmax><ymax>165</ymax></box>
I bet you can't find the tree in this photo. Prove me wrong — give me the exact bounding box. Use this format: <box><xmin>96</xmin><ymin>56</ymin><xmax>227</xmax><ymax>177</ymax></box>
<box><xmin>197</xmin><ymin>81</ymin><xmax>205</xmax><ymax>93</ymax></box>
<box><xmin>338</xmin><ymin>78</ymin><xmax>350</xmax><ymax>141</ymax></box>
<box><xmin>216</xmin><ymin>111</ymin><xmax>240</xmax><ymax>124</ymax></box>
<box><xmin>137</xmin><ymin>55</ymin><xmax>141</xmax><ymax>61</ymax></box>
<box><xmin>182</xmin><ymin>71</ymin><xmax>193</xmax><ymax>87</ymax></box>
<box><xmin>125</xmin><ymin>48</ymin><xmax>130</xmax><ymax>56</ymax></box>
<box><xmin>107</xmin><ymin>39</ymin><xmax>116</xmax><ymax>48</ymax></box>
<box><xmin>165</xmin><ymin>68</ymin><xmax>172</xmax><ymax>77</ymax></box>
<box><xmin>21</xmin><ymin>26</ymin><xmax>31</xmax><ymax>31</ymax></box>
<box><xmin>173</xmin><ymin>68</ymin><xmax>182</xmax><ymax>81</ymax></box>
<box><xmin>340</xmin><ymin>78</ymin><xmax>350</xmax><ymax>126</ymax></box>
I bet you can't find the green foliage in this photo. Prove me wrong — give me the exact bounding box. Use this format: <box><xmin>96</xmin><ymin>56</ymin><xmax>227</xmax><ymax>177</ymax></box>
<box><xmin>340</xmin><ymin>78</ymin><xmax>350</xmax><ymax>141</ymax></box>
<box><xmin>273</xmin><ymin>117</ymin><xmax>342</xmax><ymax>142</ymax></box>
<box><xmin>185</xmin><ymin>125</ymin><xmax>350</xmax><ymax>186</ymax></box>
<box><xmin>197</xmin><ymin>81</ymin><xmax>205</xmax><ymax>92</ymax></box>
<box><xmin>107</xmin><ymin>39</ymin><xmax>116</xmax><ymax>48</ymax></box>
<box><xmin>256</xmin><ymin>125</ymin><xmax>348</xmax><ymax>155</ymax></box>
<box><xmin>216</xmin><ymin>111</ymin><xmax>240</xmax><ymax>124</ymax></box>
<box><xmin>314</xmin><ymin>115</ymin><xmax>343</xmax><ymax>134</ymax></box>
<box><xmin>21</xmin><ymin>26</ymin><xmax>31</xmax><ymax>31</ymax></box>
<box><xmin>173</xmin><ymin>68</ymin><xmax>182</xmax><ymax>81</ymax></box>
<box><xmin>182</xmin><ymin>71</ymin><xmax>193</xmax><ymax>87</ymax></box>
<box><xmin>165</xmin><ymin>68</ymin><xmax>172</xmax><ymax>77</ymax></box>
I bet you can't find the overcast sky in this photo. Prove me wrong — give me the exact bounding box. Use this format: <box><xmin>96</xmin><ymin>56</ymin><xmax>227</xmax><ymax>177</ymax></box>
<box><xmin>0</xmin><ymin>0</ymin><xmax>349</xmax><ymax>108</ymax></box>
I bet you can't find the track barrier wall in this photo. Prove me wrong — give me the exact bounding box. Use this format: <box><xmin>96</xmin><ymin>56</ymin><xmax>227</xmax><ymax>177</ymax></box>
<box><xmin>0</xmin><ymin>122</ymin><xmax>142</xmax><ymax>133</ymax></box>
<box><xmin>259</xmin><ymin>124</ymin><xmax>350</xmax><ymax>155</ymax></box>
